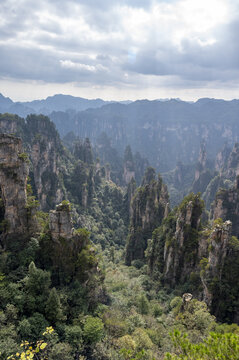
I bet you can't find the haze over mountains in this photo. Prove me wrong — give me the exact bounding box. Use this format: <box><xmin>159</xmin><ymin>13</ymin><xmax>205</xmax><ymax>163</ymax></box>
<box><xmin>0</xmin><ymin>93</ymin><xmax>116</xmax><ymax>117</ymax></box>
<box><xmin>1</xmin><ymin>93</ymin><xmax>239</xmax><ymax>173</ymax></box>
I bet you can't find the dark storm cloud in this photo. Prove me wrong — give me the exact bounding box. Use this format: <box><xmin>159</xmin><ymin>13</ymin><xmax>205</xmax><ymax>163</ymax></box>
<box><xmin>0</xmin><ymin>0</ymin><xmax>239</xmax><ymax>89</ymax></box>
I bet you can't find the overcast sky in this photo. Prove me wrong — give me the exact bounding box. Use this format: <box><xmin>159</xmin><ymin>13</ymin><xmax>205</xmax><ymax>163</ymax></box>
<box><xmin>0</xmin><ymin>0</ymin><xmax>239</xmax><ymax>101</ymax></box>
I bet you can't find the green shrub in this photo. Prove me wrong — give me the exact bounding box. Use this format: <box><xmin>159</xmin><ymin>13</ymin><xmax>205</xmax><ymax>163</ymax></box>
<box><xmin>83</xmin><ymin>316</ymin><xmax>104</xmax><ymax>344</ymax></box>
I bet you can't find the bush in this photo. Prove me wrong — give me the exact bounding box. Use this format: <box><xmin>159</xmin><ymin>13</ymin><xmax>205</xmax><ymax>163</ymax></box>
<box><xmin>165</xmin><ymin>330</ymin><xmax>239</xmax><ymax>359</ymax></box>
<box><xmin>83</xmin><ymin>316</ymin><xmax>104</xmax><ymax>344</ymax></box>
<box><xmin>138</xmin><ymin>294</ymin><xmax>150</xmax><ymax>315</ymax></box>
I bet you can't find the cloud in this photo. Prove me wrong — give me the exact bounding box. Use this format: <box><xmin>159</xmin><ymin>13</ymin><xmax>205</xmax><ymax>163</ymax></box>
<box><xmin>60</xmin><ymin>60</ymin><xmax>108</xmax><ymax>74</ymax></box>
<box><xmin>0</xmin><ymin>0</ymin><xmax>239</xmax><ymax>99</ymax></box>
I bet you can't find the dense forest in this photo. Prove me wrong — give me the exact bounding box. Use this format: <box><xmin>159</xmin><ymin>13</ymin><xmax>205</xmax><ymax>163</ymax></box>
<box><xmin>0</xmin><ymin>111</ymin><xmax>239</xmax><ymax>360</ymax></box>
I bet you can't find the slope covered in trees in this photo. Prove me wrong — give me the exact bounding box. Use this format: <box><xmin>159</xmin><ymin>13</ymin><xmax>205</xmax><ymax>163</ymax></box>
<box><xmin>0</xmin><ymin>112</ymin><xmax>239</xmax><ymax>359</ymax></box>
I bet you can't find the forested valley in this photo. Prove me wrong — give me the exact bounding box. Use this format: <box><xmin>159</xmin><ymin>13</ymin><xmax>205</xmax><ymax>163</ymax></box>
<box><xmin>0</xmin><ymin>108</ymin><xmax>239</xmax><ymax>360</ymax></box>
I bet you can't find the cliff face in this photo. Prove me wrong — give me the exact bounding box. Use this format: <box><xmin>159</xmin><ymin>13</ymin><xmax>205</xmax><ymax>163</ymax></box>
<box><xmin>25</xmin><ymin>115</ymin><xmax>65</xmax><ymax>211</ymax></box>
<box><xmin>0</xmin><ymin>130</ymin><xmax>103</xmax><ymax>298</ymax></box>
<box><xmin>4</xmin><ymin>99</ymin><xmax>239</xmax><ymax>174</ymax></box>
<box><xmin>215</xmin><ymin>145</ymin><xmax>231</xmax><ymax>174</ymax></box>
<box><xmin>48</xmin><ymin>201</ymin><xmax>100</xmax><ymax>287</ymax></box>
<box><xmin>194</xmin><ymin>143</ymin><xmax>207</xmax><ymax>182</ymax></box>
<box><xmin>125</xmin><ymin>168</ymin><xmax>169</xmax><ymax>265</ymax></box>
<box><xmin>0</xmin><ymin>134</ymin><xmax>29</xmax><ymax>239</ymax></box>
<box><xmin>198</xmin><ymin>143</ymin><xmax>239</xmax><ymax>211</ymax></box>
<box><xmin>123</xmin><ymin>145</ymin><xmax>135</xmax><ymax>185</ymax></box>
<box><xmin>201</xmin><ymin>220</ymin><xmax>231</xmax><ymax>308</ymax></box>
<box><xmin>49</xmin><ymin>201</ymin><xmax>73</xmax><ymax>241</ymax></box>
<box><xmin>48</xmin><ymin>99</ymin><xmax>239</xmax><ymax>173</ymax></box>
<box><xmin>166</xmin><ymin>141</ymin><xmax>239</xmax><ymax>211</ymax></box>
<box><xmin>163</xmin><ymin>194</ymin><xmax>203</xmax><ymax>286</ymax></box>
<box><xmin>212</xmin><ymin>177</ymin><xmax>239</xmax><ymax>238</ymax></box>
<box><xmin>0</xmin><ymin>114</ymin><xmax>66</xmax><ymax>211</ymax></box>
<box><xmin>147</xmin><ymin>191</ymin><xmax>239</xmax><ymax>322</ymax></box>
<box><xmin>223</xmin><ymin>143</ymin><xmax>239</xmax><ymax>179</ymax></box>
<box><xmin>191</xmin><ymin>143</ymin><xmax>216</xmax><ymax>196</ymax></box>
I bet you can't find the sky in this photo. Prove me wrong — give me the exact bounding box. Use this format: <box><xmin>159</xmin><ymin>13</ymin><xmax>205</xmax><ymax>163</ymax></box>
<box><xmin>0</xmin><ymin>0</ymin><xmax>239</xmax><ymax>101</ymax></box>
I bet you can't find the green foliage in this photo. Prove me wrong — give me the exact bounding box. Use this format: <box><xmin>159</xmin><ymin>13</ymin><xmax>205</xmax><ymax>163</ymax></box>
<box><xmin>132</xmin><ymin>328</ymin><xmax>154</xmax><ymax>351</ymax></box>
<box><xmin>83</xmin><ymin>316</ymin><xmax>104</xmax><ymax>344</ymax></box>
<box><xmin>178</xmin><ymin>193</ymin><xmax>204</xmax><ymax>221</ymax></box>
<box><xmin>76</xmin><ymin>244</ymin><xmax>98</xmax><ymax>282</ymax></box>
<box><xmin>165</xmin><ymin>330</ymin><xmax>239</xmax><ymax>359</ymax></box>
<box><xmin>141</xmin><ymin>167</ymin><xmax>156</xmax><ymax>186</ymax></box>
<box><xmin>18</xmin><ymin>152</ymin><xmax>29</xmax><ymax>162</ymax></box>
<box><xmin>18</xmin><ymin>319</ymin><xmax>32</xmax><ymax>339</ymax></box>
<box><xmin>8</xmin><ymin>326</ymin><xmax>55</xmax><ymax>360</ymax></box>
<box><xmin>45</xmin><ymin>288</ymin><xmax>64</xmax><ymax>324</ymax></box>
<box><xmin>64</xmin><ymin>325</ymin><xmax>83</xmax><ymax>350</ymax></box>
<box><xmin>104</xmin><ymin>314</ymin><xmax>128</xmax><ymax>337</ymax></box>
<box><xmin>19</xmin><ymin>238</ymin><xmax>40</xmax><ymax>267</ymax></box>
<box><xmin>25</xmin><ymin>262</ymin><xmax>51</xmax><ymax>298</ymax></box>
<box><xmin>138</xmin><ymin>294</ymin><xmax>150</xmax><ymax>315</ymax></box>
<box><xmin>49</xmin><ymin>342</ymin><xmax>73</xmax><ymax>360</ymax></box>
<box><xmin>2</xmin><ymin>111</ymin><xmax>239</xmax><ymax>359</ymax></box>
<box><xmin>152</xmin><ymin>303</ymin><xmax>163</xmax><ymax>317</ymax></box>
<box><xmin>58</xmin><ymin>200</ymin><xmax>71</xmax><ymax>211</ymax></box>
<box><xmin>126</xmin><ymin>170</ymin><xmax>168</xmax><ymax>265</ymax></box>
<box><xmin>0</xmin><ymin>219</ymin><xmax>10</xmax><ymax>233</ymax></box>
<box><xmin>210</xmin><ymin>233</ymin><xmax>239</xmax><ymax>322</ymax></box>
<box><xmin>175</xmin><ymin>299</ymin><xmax>215</xmax><ymax>337</ymax></box>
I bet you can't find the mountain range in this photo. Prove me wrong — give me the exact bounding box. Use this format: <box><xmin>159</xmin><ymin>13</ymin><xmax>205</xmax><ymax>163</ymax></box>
<box><xmin>2</xmin><ymin>93</ymin><xmax>239</xmax><ymax>173</ymax></box>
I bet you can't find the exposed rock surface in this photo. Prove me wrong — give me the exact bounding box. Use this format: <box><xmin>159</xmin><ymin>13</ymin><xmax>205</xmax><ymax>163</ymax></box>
<box><xmin>201</xmin><ymin>220</ymin><xmax>232</xmax><ymax>307</ymax></box>
<box><xmin>191</xmin><ymin>143</ymin><xmax>216</xmax><ymax>196</ymax></box>
<box><xmin>0</xmin><ymin>134</ymin><xmax>29</xmax><ymax>236</ymax></box>
<box><xmin>223</xmin><ymin>143</ymin><xmax>239</xmax><ymax>179</ymax></box>
<box><xmin>49</xmin><ymin>202</ymin><xmax>73</xmax><ymax>241</ymax></box>
<box><xmin>215</xmin><ymin>144</ymin><xmax>231</xmax><ymax>174</ymax></box>
<box><xmin>147</xmin><ymin>190</ymin><xmax>239</xmax><ymax>321</ymax></box>
<box><xmin>212</xmin><ymin>177</ymin><xmax>239</xmax><ymax>237</ymax></box>
<box><xmin>123</xmin><ymin>145</ymin><xmax>135</xmax><ymax>185</ymax></box>
<box><xmin>194</xmin><ymin>142</ymin><xmax>207</xmax><ymax>182</ymax></box>
<box><xmin>26</xmin><ymin>115</ymin><xmax>65</xmax><ymax>210</ymax></box>
<box><xmin>125</xmin><ymin>168</ymin><xmax>169</xmax><ymax>265</ymax></box>
<box><xmin>0</xmin><ymin>114</ymin><xmax>66</xmax><ymax>211</ymax></box>
<box><xmin>163</xmin><ymin>194</ymin><xmax>203</xmax><ymax>286</ymax></box>
<box><xmin>74</xmin><ymin>138</ymin><xmax>93</xmax><ymax>164</ymax></box>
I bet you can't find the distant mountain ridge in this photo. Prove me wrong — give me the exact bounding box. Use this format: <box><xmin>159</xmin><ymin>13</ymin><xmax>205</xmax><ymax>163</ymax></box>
<box><xmin>0</xmin><ymin>93</ymin><xmax>132</xmax><ymax>117</ymax></box>
<box><xmin>49</xmin><ymin>97</ymin><xmax>239</xmax><ymax>171</ymax></box>
<box><xmin>2</xmin><ymin>93</ymin><xmax>239</xmax><ymax>172</ymax></box>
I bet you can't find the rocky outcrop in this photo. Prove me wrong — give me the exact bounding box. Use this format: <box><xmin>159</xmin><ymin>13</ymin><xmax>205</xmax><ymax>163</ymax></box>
<box><xmin>48</xmin><ymin>201</ymin><xmax>101</xmax><ymax>290</ymax></box>
<box><xmin>26</xmin><ymin>115</ymin><xmax>65</xmax><ymax>210</ymax></box>
<box><xmin>123</xmin><ymin>167</ymin><xmax>135</xmax><ymax>185</ymax></box>
<box><xmin>0</xmin><ymin>114</ymin><xmax>25</xmax><ymax>136</ymax></box>
<box><xmin>123</xmin><ymin>145</ymin><xmax>135</xmax><ymax>185</ymax></box>
<box><xmin>199</xmin><ymin>143</ymin><xmax>239</xmax><ymax>211</ymax></box>
<box><xmin>201</xmin><ymin>220</ymin><xmax>231</xmax><ymax>307</ymax></box>
<box><xmin>194</xmin><ymin>142</ymin><xmax>207</xmax><ymax>182</ymax></box>
<box><xmin>163</xmin><ymin>194</ymin><xmax>203</xmax><ymax>286</ymax></box>
<box><xmin>0</xmin><ymin>134</ymin><xmax>29</xmax><ymax>237</ymax></box>
<box><xmin>222</xmin><ymin>143</ymin><xmax>239</xmax><ymax>180</ymax></box>
<box><xmin>0</xmin><ymin>113</ymin><xmax>66</xmax><ymax>211</ymax></box>
<box><xmin>125</xmin><ymin>168</ymin><xmax>169</xmax><ymax>265</ymax></box>
<box><xmin>215</xmin><ymin>144</ymin><xmax>231</xmax><ymax>174</ymax></box>
<box><xmin>74</xmin><ymin>138</ymin><xmax>93</xmax><ymax>164</ymax></box>
<box><xmin>191</xmin><ymin>143</ymin><xmax>216</xmax><ymax>196</ymax></box>
<box><xmin>212</xmin><ymin>177</ymin><xmax>239</xmax><ymax>237</ymax></box>
<box><xmin>123</xmin><ymin>178</ymin><xmax>137</xmax><ymax>222</ymax></box>
<box><xmin>147</xmin><ymin>190</ymin><xmax>239</xmax><ymax>322</ymax></box>
<box><xmin>49</xmin><ymin>201</ymin><xmax>73</xmax><ymax>241</ymax></box>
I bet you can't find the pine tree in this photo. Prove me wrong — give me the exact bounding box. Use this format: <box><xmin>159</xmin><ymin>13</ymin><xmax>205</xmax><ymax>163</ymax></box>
<box><xmin>45</xmin><ymin>288</ymin><xmax>64</xmax><ymax>324</ymax></box>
